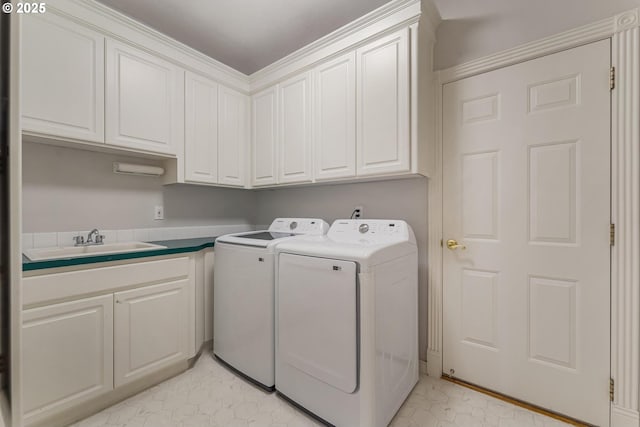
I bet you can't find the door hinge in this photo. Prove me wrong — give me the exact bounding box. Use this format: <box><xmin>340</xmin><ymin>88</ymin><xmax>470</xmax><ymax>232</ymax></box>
<box><xmin>610</xmin><ymin>67</ymin><xmax>616</xmax><ymax>90</ymax></box>
<box><xmin>610</xmin><ymin>378</ymin><xmax>615</xmax><ymax>402</ymax></box>
<box><xmin>610</xmin><ymin>223</ymin><xmax>615</xmax><ymax>246</ymax></box>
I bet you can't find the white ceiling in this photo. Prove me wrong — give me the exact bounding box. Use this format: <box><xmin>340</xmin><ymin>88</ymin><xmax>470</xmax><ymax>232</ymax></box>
<box><xmin>95</xmin><ymin>0</ymin><xmax>640</xmax><ymax>74</ymax></box>
<box><xmin>95</xmin><ymin>0</ymin><xmax>390</xmax><ymax>75</ymax></box>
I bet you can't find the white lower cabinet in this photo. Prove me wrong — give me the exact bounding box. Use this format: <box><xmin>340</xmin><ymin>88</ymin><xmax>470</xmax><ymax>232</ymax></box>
<box><xmin>114</xmin><ymin>279</ymin><xmax>189</xmax><ymax>387</ymax></box>
<box><xmin>22</xmin><ymin>295</ymin><xmax>114</xmax><ymax>426</ymax></box>
<box><xmin>21</xmin><ymin>255</ymin><xmax>193</xmax><ymax>426</ymax></box>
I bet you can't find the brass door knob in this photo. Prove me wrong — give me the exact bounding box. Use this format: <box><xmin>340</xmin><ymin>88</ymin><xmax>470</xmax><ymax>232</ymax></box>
<box><xmin>446</xmin><ymin>239</ymin><xmax>466</xmax><ymax>250</ymax></box>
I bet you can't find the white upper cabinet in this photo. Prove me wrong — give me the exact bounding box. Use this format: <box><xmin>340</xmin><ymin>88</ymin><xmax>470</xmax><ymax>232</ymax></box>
<box><xmin>356</xmin><ymin>28</ymin><xmax>410</xmax><ymax>176</ymax></box>
<box><xmin>185</xmin><ymin>72</ymin><xmax>219</xmax><ymax>184</ymax></box>
<box><xmin>218</xmin><ymin>87</ymin><xmax>249</xmax><ymax>187</ymax></box>
<box><xmin>106</xmin><ymin>39</ymin><xmax>184</xmax><ymax>155</ymax></box>
<box><xmin>251</xmin><ymin>86</ymin><xmax>278</xmax><ymax>186</ymax></box>
<box><xmin>20</xmin><ymin>1</ymin><xmax>428</xmax><ymax>189</ymax></box>
<box><xmin>22</xmin><ymin>13</ymin><xmax>105</xmax><ymax>143</ymax></box>
<box><xmin>279</xmin><ymin>72</ymin><xmax>313</xmax><ymax>184</ymax></box>
<box><xmin>314</xmin><ymin>52</ymin><xmax>356</xmax><ymax>181</ymax></box>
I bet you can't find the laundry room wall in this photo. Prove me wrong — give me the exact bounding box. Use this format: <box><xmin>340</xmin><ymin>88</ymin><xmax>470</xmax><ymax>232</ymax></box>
<box><xmin>433</xmin><ymin>0</ymin><xmax>638</xmax><ymax>69</ymax></box>
<box><xmin>255</xmin><ymin>177</ymin><xmax>429</xmax><ymax>360</ymax></box>
<box><xmin>22</xmin><ymin>142</ymin><xmax>257</xmax><ymax>232</ymax></box>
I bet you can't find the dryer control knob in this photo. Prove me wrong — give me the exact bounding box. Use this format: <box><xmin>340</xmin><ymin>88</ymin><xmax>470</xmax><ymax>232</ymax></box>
<box><xmin>290</xmin><ymin>221</ymin><xmax>298</xmax><ymax>230</ymax></box>
<box><xmin>359</xmin><ymin>223</ymin><xmax>369</xmax><ymax>234</ymax></box>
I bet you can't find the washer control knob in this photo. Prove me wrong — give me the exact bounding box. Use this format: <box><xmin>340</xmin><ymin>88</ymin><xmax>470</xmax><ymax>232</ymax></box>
<box><xmin>359</xmin><ymin>223</ymin><xmax>369</xmax><ymax>234</ymax></box>
<box><xmin>289</xmin><ymin>221</ymin><xmax>298</xmax><ymax>230</ymax></box>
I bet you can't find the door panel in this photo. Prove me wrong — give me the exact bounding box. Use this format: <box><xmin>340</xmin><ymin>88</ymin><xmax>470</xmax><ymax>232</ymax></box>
<box><xmin>251</xmin><ymin>87</ymin><xmax>278</xmax><ymax>186</ymax></box>
<box><xmin>279</xmin><ymin>72</ymin><xmax>312</xmax><ymax>183</ymax></box>
<box><xmin>443</xmin><ymin>40</ymin><xmax>610</xmax><ymax>426</ymax></box>
<box><xmin>314</xmin><ymin>52</ymin><xmax>356</xmax><ymax>180</ymax></box>
<box><xmin>22</xmin><ymin>13</ymin><xmax>105</xmax><ymax>142</ymax></box>
<box><xmin>106</xmin><ymin>39</ymin><xmax>183</xmax><ymax>154</ymax></box>
<box><xmin>22</xmin><ymin>295</ymin><xmax>113</xmax><ymax>424</ymax></box>
<box><xmin>356</xmin><ymin>28</ymin><xmax>410</xmax><ymax>176</ymax></box>
<box><xmin>278</xmin><ymin>254</ymin><xmax>357</xmax><ymax>393</ymax></box>
<box><xmin>185</xmin><ymin>72</ymin><xmax>218</xmax><ymax>184</ymax></box>
<box><xmin>114</xmin><ymin>279</ymin><xmax>189</xmax><ymax>387</ymax></box>
<box><xmin>219</xmin><ymin>86</ymin><xmax>248</xmax><ymax>187</ymax></box>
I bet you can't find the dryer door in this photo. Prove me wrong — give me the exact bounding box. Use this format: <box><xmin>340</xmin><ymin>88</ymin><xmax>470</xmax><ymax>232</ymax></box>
<box><xmin>278</xmin><ymin>253</ymin><xmax>358</xmax><ymax>393</ymax></box>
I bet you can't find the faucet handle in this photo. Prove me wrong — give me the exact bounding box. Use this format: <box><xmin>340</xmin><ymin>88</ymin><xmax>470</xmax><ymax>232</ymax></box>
<box><xmin>73</xmin><ymin>236</ymin><xmax>84</xmax><ymax>246</ymax></box>
<box><xmin>95</xmin><ymin>235</ymin><xmax>105</xmax><ymax>245</ymax></box>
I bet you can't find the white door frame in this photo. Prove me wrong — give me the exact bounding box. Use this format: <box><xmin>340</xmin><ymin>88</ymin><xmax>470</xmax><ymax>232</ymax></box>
<box><xmin>427</xmin><ymin>8</ymin><xmax>640</xmax><ymax>427</ymax></box>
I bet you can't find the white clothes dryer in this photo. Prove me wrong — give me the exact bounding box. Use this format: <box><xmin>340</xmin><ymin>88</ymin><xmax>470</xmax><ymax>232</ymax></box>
<box><xmin>213</xmin><ymin>218</ymin><xmax>329</xmax><ymax>391</ymax></box>
<box><xmin>275</xmin><ymin>219</ymin><xmax>418</xmax><ymax>427</ymax></box>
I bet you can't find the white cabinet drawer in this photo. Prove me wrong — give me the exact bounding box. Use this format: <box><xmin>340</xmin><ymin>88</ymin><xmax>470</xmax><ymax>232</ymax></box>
<box><xmin>23</xmin><ymin>256</ymin><xmax>190</xmax><ymax>307</ymax></box>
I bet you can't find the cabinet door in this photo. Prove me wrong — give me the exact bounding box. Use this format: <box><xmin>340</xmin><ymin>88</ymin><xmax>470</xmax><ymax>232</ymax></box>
<box><xmin>106</xmin><ymin>39</ymin><xmax>184</xmax><ymax>154</ymax></box>
<box><xmin>356</xmin><ymin>29</ymin><xmax>410</xmax><ymax>176</ymax></box>
<box><xmin>22</xmin><ymin>295</ymin><xmax>113</xmax><ymax>425</ymax></box>
<box><xmin>114</xmin><ymin>279</ymin><xmax>189</xmax><ymax>387</ymax></box>
<box><xmin>314</xmin><ymin>52</ymin><xmax>356</xmax><ymax>180</ymax></box>
<box><xmin>251</xmin><ymin>86</ymin><xmax>278</xmax><ymax>186</ymax></box>
<box><xmin>185</xmin><ymin>72</ymin><xmax>219</xmax><ymax>184</ymax></box>
<box><xmin>279</xmin><ymin>72</ymin><xmax>312</xmax><ymax>183</ymax></box>
<box><xmin>219</xmin><ymin>86</ymin><xmax>248</xmax><ymax>187</ymax></box>
<box><xmin>22</xmin><ymin>13</ymin><xmax>105</xmax><ymax>143</ymax></box>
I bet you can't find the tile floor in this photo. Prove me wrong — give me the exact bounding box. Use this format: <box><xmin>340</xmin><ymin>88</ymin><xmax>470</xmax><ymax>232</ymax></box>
<box><xmin>71</xmin><ymin>352</ymin><xmax>572</xmax><ymax>427</ymax></box>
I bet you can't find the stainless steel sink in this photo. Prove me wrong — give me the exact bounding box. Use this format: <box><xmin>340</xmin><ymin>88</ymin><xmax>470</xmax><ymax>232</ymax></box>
<box><xmin>24</xmin><ymin>242</ymin><xmax>167</xmax><ymax>261</ymax></box>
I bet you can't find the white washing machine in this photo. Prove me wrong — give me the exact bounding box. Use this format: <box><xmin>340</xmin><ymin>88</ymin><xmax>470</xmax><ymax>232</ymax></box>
<box><xmin>275</xmin><ymin>219</ymin><xmax>418</xmax><ymax>427</ymax></box>
<box><xmin>213</xmin><ymin>218</ymin><xmax>329</xmax><ymax>391</ymax></box>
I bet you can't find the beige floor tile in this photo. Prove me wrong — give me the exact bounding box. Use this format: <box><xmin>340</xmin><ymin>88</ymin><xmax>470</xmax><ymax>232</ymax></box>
<box><xmin>69</xmin><ymin>352</ymin><xmax>572</xmax><ymax>427</ymax></box>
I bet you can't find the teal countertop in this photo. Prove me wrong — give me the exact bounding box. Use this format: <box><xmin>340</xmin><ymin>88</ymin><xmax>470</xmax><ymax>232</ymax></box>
<box><xmin>22</xmin><ymin>237</ymin><xmax>217</xmax><ymax>272</ymax></box>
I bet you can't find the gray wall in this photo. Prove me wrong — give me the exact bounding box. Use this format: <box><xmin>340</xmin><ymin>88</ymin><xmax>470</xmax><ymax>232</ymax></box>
<box><xmin>433</xmin><ymin>0</ymin><xmax>639</xmax><ymax>69</ymax></box>
<box><xmin>255</xmin><ymin>177</ymin><xmax>429</xmax><ymax>359</ymax></box>
<box><xmin>22</xmin><ymin>142</ymin><xmax>257</xmax><ymax>232</ymax></box>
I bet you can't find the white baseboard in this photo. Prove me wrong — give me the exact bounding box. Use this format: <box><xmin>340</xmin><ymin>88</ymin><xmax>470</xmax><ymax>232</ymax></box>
<box><xmin>612</xmin><ymin>405</ymin><xmax>640</xmax><ymax>427</ymax></box>
<box><xmin>419</xmin><ymin>360</ymin><xmax>428</xmax><ymax>376</ymax></box>
<box><xmin>426</xmin><ymin>350</ymin><xmax>442</xmax><ymax>378</ymax></box>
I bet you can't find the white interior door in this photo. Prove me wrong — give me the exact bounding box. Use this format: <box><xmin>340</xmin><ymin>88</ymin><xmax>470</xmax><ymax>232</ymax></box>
<box><xmin>443</xmin><ymin>40</ymin><xmax>610</xmax><ymax>426</ymax></box>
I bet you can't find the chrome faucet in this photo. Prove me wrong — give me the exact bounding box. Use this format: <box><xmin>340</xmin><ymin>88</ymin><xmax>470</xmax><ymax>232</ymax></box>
<box><xmin>73</xmin><ymin>228</ymin><xmax>105</xmax><ymax>246</ymax></box>
<box><xmin>86</xmin><ymin>228</ymin><xmax>100</xmax><ymax>243</ymax></box>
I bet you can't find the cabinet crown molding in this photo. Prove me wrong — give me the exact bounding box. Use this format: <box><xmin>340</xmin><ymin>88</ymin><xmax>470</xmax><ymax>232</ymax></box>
<box><xmin>249</xmin><ymin>0</ymin><xmax>436</xmax><ymax>90</ymax></box>
<box><xmin>50</xmin><ymin>0</ymin><xmax>249</xmax><ymax>90</ymax></box>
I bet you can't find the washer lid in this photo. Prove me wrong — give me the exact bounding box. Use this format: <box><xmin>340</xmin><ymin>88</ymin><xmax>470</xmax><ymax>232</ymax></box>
<box><xmin>216</xmin><ymin>231</ymin><xmax>295</xmax><ymax>248</ymax></box>
<box><xmin>275</xmin><ymin>219</ymin><xmax>417</xmax><ymax>265</ymax></box>
<box><xmin>216</xmin><ymin>218</ymin><xmax>330</xmax><ymax>248</ymax></box>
